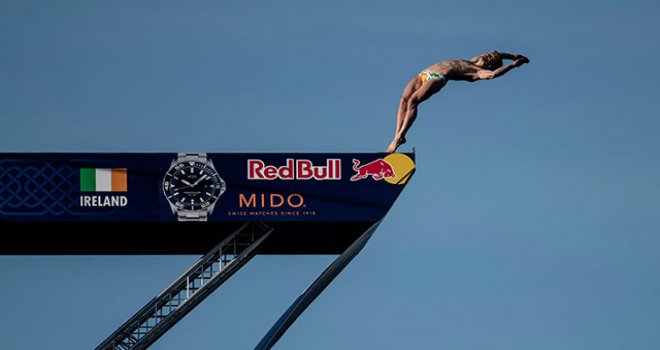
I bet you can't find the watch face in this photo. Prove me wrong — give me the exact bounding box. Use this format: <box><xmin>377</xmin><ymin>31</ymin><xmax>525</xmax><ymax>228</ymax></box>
<box><xmin>163</xmin><ymin>161</ymin><xmax>226</xmax><ymax>211</ymax></box>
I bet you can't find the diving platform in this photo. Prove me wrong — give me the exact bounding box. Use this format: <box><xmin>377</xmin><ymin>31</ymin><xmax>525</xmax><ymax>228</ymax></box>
<box><xmin>0</xmin><ymin>152</ymin><xmax>415</xmax><ymax>349</ymax></box>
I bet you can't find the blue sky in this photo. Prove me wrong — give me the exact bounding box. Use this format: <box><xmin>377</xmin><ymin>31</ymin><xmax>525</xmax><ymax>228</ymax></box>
<box><xmin>1</xmin><ymin>0</ymin><xmax>659</xmax><ymax>349</ymax></box>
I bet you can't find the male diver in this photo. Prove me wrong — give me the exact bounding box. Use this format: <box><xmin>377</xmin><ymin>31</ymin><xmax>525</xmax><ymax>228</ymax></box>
<box><xmin>388</xmin><ymin>51</ymin><xmax>530</xmax><ymax>153</ymax></box>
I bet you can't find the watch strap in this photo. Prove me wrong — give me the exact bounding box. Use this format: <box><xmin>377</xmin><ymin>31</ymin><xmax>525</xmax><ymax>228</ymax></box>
<box><xmin>176</xmin><ymin>153</ymin><xmax>208</xmax><ymax>163</ymax></box>
<box><xmin>177</xmin><ymin>210</ymin><xmax>208</xmax><ymax>222</ymax></box>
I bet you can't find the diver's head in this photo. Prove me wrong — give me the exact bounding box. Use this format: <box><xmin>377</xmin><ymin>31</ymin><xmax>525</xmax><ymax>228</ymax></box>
<box><xmin>475</xmin><ymin>51</ymin><xmax>503</xmax><ymax>70</ymax></box>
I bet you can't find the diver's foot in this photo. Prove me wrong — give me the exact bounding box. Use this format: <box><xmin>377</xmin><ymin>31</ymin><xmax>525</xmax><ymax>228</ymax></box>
<box><xmin>386</xmin><ymin>137</ymin><xmax>406</xmax><ymax>153</ymax></box>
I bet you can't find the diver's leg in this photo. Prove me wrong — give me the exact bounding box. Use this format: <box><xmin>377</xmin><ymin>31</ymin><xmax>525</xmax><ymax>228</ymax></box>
<box><xmin>394</xmin><ymin>77</ymin><xmax>420</xmax><ymax>138</ymax></box>
<box><xmin>387</xmin><ymin>81</ymin><xmax>443</xmax><ymax>153</ymax></box>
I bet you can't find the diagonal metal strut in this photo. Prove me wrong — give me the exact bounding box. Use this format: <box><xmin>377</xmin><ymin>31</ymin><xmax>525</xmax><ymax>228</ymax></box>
<box><xmin>254</xmin><ymin>220</ymin><xmax>381</xmax><ymax>350</ymax></box>
<box><xmin>95</xmin><ymin>222</ymin><xmax>273</xmax><ymax>350</ymax></box>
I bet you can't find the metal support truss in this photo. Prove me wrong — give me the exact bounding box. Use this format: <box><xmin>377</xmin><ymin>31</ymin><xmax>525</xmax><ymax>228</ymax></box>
<box><xmin>254</xmin><ymin>220</ymin><xmax>381</xmax><ymax>350</ymax></box>
<box><xmin>95</xmin><ymin>222</ymin><xmax>273</xmax><ymax>350</ymax></box>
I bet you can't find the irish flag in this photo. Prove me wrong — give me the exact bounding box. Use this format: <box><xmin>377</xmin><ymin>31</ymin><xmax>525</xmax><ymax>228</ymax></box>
<box><xmin>80</xmin><ymin>168</ymin><xmax>128</xmax><ymax>192</ymax></box>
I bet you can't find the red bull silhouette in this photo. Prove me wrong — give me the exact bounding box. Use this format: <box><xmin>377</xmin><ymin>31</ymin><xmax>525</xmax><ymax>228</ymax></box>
<box><xmin>350</xmin><ymin>159</ymin><xmax>397</xmax><ymax>182</ymax></box>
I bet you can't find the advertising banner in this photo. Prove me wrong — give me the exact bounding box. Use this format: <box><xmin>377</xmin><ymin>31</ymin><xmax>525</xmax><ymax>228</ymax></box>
<box><xmin>0</xmin><ymin>153</ymin><xmax>415</xmax><ymax>254</ymax></box>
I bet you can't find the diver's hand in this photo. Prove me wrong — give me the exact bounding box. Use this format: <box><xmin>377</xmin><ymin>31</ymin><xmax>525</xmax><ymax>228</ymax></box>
<box><xmin>513</xmin><ymin>57</ymin><xmax>529</xmax><ymax>67</ymax></box>
<box><xmin>513</xmin><ymin>54</ymin><xmax>530</xmax><ymax>64</ymax></box>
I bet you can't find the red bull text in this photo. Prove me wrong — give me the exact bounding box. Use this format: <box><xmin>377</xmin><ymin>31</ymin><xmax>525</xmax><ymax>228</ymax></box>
<box><xmin>247</xmin><ymin>159</ymin><xmax>341</xmax><ymax>180</ymax></box>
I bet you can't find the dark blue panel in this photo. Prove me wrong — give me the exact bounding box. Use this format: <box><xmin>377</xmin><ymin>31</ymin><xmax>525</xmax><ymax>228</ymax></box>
<box><xmin>0</xmin><ymin>153</ymin><xmax>415</xmax><ymax>223</ymax></box>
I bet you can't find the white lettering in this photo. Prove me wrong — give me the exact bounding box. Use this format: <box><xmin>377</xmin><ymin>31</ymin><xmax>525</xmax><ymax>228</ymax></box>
<box><xmin>79</xmin><ymin>195</ymin><xmax>128</xmax><ymax>207</ymax></box>
<box><xmin>247</xmin><ymin>159</ymin><xmax>341</xmax><ymax>180</ymax></box>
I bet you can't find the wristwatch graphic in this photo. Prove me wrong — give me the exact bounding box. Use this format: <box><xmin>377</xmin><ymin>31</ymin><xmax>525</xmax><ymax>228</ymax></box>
<box><xmin>162</xmin><ymin>153</ymin><xmax>226</xmax><ymax>221</ymax></box>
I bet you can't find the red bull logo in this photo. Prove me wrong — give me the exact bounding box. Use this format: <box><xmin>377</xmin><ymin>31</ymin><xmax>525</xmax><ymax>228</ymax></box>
<box><xmin>350</xmin><ymin>154</ymin><xmax>416</xmax><ymax>185</ymax></box>
<box><xmin>350</xmin><ymin>158</ymin><xmax>397</xmax><ymax>182</ymax></box>
<box><xmin>247</xmin><ymin>159</ymin><xmax>341</xmax><ymax>180</ymax></box>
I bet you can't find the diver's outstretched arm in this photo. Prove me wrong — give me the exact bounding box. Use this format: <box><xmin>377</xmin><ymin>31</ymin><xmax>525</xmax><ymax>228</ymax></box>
<box><xmin>477</xmin><ymin>57</ymin><xmax>529</xmax><ymax>80</ymax></box>
<box><xmin>498</xmin><ymin>52</ymin><xmax>530</xmax><ymax>62</ymax></box>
